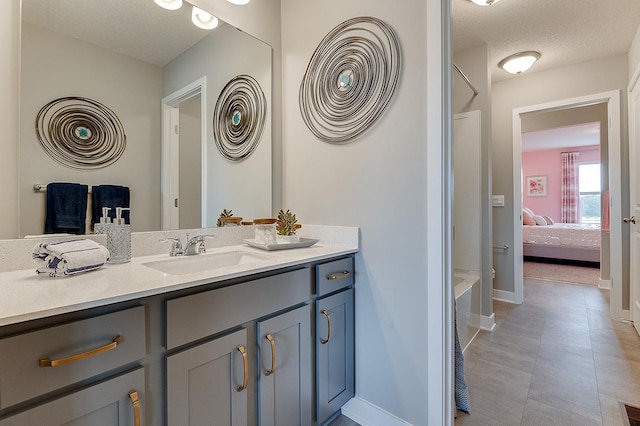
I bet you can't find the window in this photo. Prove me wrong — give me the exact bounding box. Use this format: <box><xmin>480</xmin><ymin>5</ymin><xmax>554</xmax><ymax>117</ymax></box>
<box><xmin>578</xmin><ymin>163</ymin><xmax>601</xmax><ymax>224</ymax></box>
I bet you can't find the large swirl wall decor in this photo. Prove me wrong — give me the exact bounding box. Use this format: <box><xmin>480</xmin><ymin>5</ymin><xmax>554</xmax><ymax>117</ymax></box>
<box><xmin>35</xmin><ymin>97</ymin><xmax>126</xmax><ymax>169</ymax></box>
<box><xmin>299</xmin><ymin>16</ymin><xmax>402</xmax><ymax>144</ymax></box>
<box><xmin>213</xmin><ymin>75</ymin><xmax>267</xmax><ymax>161</ymax></box>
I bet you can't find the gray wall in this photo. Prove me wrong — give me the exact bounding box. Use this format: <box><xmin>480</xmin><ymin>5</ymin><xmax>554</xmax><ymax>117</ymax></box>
<box><xmin>20</xmin><ymin>23</ymin><xmax>162</xmax><ymax>235</ymax></box>
<box><xmin>163</xmin><ymin>23</ymin><xmax>272</xmax><ymax>225</ymax></box>
<box><xmin>491</xmin><ymin>54</ymin><xmax>629</xmax><ymax>301</ymax></box>
<box><xmin>630</xmin><ymin>26</ymin><xmax>640</xmax><ymax>78</ymax></box>
<box><xmin>179</xmin><ymin>95</ymin><xmax>202</xmax><ymax>229</ymax></box>
<box><xmin>453</xmin><ymin>44</ymin><xmax>493</xmax><ymax>318</ymax></box>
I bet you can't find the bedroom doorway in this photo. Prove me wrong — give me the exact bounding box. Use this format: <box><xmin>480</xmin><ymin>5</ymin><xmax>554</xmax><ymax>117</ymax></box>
<box><xmin>511</xmin><ymin>91</ymin><xmax>626</xmax><ymax>321</ymax></box>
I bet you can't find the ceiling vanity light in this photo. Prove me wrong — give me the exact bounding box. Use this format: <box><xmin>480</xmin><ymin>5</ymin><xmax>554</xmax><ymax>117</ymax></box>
<box><xmin>153</xmin><ymin>0</ymin><xmax>183</xmax><ymax>10</ymax></box>
<box><xmin>227</xmin><ymin>0</ymin><xmax>251</xmax><ymax>5</ymax></box>
<box><xmin>468</xmin><ymin>0</ymin><xmax>501</xmax><ymax>6</ymax></box>
<box><xmin>191</xmin><ymin>6</ymin><xmax>219</xmax><ymax>30</ymax></box>
<box><xmin>498</xmin><ymin>51</ymin><xmax>541</xmax><ymax>74</ymax></box>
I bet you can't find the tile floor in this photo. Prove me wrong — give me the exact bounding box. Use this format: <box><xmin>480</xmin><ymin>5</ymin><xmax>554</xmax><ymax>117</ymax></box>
<box><xmin>456</xmin><ymin>277</ymin><xmax>640</xmax><ymax>425</ymax></box>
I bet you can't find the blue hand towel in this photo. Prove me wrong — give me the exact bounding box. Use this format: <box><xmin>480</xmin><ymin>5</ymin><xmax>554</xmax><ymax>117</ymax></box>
<box><xmin>91</xmin><ymin>185</ymin><xmax>130</xmax><ymax>226</ymax></box>
<box><xmin>32</xmin><ymin>238</ymin><xmax>110</xmax><ymax>277</ymax></box>
<box><xmin>45</xmin><ymin>183</ymin><xmax>88</xmax><ymax>235</ymax></box>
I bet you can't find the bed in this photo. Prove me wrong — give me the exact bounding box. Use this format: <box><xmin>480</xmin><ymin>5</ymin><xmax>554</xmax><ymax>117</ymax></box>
<box><xmin>522</xmin><ymin>223</ymin><xmax>601</xmax><ymax>263</ymax></box>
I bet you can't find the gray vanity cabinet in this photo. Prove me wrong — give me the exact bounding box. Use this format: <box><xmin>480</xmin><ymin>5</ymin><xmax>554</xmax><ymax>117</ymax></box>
<box><xmin>315</xmin><ymin>258</ymin><xmax>355</xmax><ymax>425</ymax></box>
<box><xmin>166</xmin><ymin>329</ymin><xmax>248</xmax><ymax>425</ymax></box>
<box><xmin>0</xmin><ymin>367</ymin><xmax>145</xmax><ymax>426</ymax></box>
<box><xmin>257</xmin><ymin>304</ymin><xmax>312</xmax><ymax>426</ymax></box>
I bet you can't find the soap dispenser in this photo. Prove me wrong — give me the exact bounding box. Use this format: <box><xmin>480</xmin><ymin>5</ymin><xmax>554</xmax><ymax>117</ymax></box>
<box><xmin>107</xmin><ymin>207</ymin><xmax>131</xmax><ymax>263</ymax></box>
<box><xmin>94</xmin><ymin>207</ymin><xmax>112</xmax><ymax>234</ymax></box>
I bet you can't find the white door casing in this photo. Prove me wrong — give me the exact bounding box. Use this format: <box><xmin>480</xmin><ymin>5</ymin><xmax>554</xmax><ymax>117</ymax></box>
<box><xmin>629</xmin><ymin>68</ymin><xmax>640</xmax><ymax>335</ymax></box>
<box><xmin>161</xmin><ymin>77</ymin><xmax>207</xmax><ymax>230</ymax></box>
<box><xmin>512</xmin><ymin>91</ymin><xmax>625</xmax><ymax>319</ymax></box>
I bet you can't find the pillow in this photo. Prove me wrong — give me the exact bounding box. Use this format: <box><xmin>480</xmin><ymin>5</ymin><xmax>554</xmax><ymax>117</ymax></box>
<box><xmin>533</xmin><ymin>215</ymin><xmax>547</xmax><ymax>226</ymax></box>
<box><xmin>543</xmin><ymin>215</ymin><xmax>555</xmax><ymax>225</ymax></box>
<box><xmin>523</xmin><ymin>210</ymin><xmax>536</xmax><ymax>226</ymax></box>
<box><xmin>524</xmin><ymin>207</ymin><xmax>535</xmax><ymax>217</ymax></box>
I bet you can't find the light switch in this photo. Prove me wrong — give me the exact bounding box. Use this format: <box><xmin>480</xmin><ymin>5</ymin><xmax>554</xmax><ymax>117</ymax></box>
<box><xmin>492</xmin><ymin>195</ymin><xmax>505</xmax><ymax>207</ymax></box>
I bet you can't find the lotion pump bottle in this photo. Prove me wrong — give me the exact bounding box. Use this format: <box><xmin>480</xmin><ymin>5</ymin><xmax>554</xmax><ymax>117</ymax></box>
<box><xmin>94</xmin><ymin>207</ymin><xmax>112</xmax><ymax>234</ymax></box>
<box><xmin>107</xmin><ymin>207</ymin><xmax>131</xmax><ymax>263</ymax></box>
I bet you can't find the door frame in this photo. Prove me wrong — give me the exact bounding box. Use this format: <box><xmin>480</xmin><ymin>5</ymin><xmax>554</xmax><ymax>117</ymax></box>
<box><xmin>160</xmin><ymin>77</ymin><xmax>208</xmax><ymax>230</ymax></box>
<box><xmin>628</xmin><ymin>65</ymin><xmax>640</xmax><ymax>332</ymax></box>
<box><xmin>511</xmin><ymin>90</ymin><xmax>625</xmax><ymax>320</ymax></box>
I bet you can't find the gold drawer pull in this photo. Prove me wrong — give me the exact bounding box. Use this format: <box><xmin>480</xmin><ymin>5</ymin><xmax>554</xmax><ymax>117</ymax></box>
<box><xmin>39</xmin><ymin>335</ymin><xmax>122</xmax><ymax>367</ymax></box>
<box><xmin>320</xmin><ymin>309</ymin><xmax>332</xmax><ymax>344</ymax></box>
<box><xmin>265</xmin><ymin>333</ymin><xmax>276</xmax><ymax>376</ymax></box>
<box><xmin>327</xmin><ymin>271</ymin><xmax>350</xmax><ymax>281</ymax></box>
<box><xmin>129</xmin><ymin>390</ymin><xmax>141</xmax><ymax>426</ymax></box>
<box><xmin>236</xmin><ymin>345</ymin><xmax>248</xmax><ymax>392</ymax></box>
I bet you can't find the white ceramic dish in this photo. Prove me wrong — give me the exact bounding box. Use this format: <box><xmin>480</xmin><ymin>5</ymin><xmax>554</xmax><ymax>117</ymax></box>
<box><xmin>243</xmin><ymin>238</ymin><xmax>319</xmax><ymax>251</ymax></box>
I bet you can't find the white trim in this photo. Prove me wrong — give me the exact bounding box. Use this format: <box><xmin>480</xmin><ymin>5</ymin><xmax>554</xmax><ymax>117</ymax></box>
<box><xmin>493</xmin><ymin>289</ymin><xmax>518</xmax><ymax>304</ymax></box>
<box><xmin>599</xmin><ymin>279</ymin><xmax>612</xmax><ymax>290</ymax></box>
<box><xmin>512</xmin><ymin>90</ymin><xmax>624</xmax><ymax>320</ymax></box>
<box><xmin>160</xmin><ymin>77</ymin><xmax>208</xmax><ymax>230</ymax></box>
<box><xmin>477</xmin><ymin>312</ymin><xmax>496</xmax><ymax>331</ymax></box>
<box><xmin>341</xmin><ymin>397</ymin><xmax>414</xmax><ymax>426</ymax></box>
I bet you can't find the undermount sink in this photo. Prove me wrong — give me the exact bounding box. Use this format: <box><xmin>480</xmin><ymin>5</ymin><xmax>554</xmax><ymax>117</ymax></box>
<box><xmin>142</xmin><ymin>250</ymin><xmax>276</xmax><ymax>275</ymax></box>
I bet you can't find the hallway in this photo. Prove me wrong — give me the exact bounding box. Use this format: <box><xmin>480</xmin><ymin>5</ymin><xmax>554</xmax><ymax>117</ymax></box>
<box><xmin>456</xmin><ymin>278</ymin><xmax>640</xmax><ymax>425</ymax></box>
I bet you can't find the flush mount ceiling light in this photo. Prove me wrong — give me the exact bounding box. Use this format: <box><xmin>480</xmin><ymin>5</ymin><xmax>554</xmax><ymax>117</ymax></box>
<box><xmin>498</xmin><ymin>51</ymin><xmax>541</xmax><ymax>74</ymax></box>
<box><xmin>468</xmin><ymin>0</ymin><xmax>501</xmax><ymax>6</ymax></box>
<box><xmin>192</xmin><ymin>6</ymin><xmax>219</xmax><ymax>30</ymax></box>
<box><xmin>227</xmin><ymin>0</ymin><xmax>251</xmax><ymax>4</ymax></box>
<box><xmin>153</xmin><ymin>0</ymin><xmax>183</xmax><ymax>10</ymax></box>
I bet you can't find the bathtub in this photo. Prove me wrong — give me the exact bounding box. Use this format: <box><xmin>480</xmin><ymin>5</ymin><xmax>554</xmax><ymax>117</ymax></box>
<box><xmin>454</xmin><ymin>272</ymin><xmax>481</xmax><ymax>353</ymax></box>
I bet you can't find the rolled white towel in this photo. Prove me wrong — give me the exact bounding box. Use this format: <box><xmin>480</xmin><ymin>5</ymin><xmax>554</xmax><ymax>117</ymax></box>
<box><xmin>33</xmin><ymin>239</ymin><xmax>110</xmax><ymax>277</ymax></box>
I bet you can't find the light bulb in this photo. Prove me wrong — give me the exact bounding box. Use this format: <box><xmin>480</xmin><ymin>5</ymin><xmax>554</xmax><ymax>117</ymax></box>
<box><xmin>192</xmin><ymin>6</ymin><xmax>219</xmax><ymax>30</ymax></box>
<box><xmin>153</xmin><ymin>0</ymin><xmax>183</xmax><ymax>11</ymax></box>
<box><xmin>227</xmin><ymin>0</ymin><xmax>250</xmax><ymax>4</ymax></box>
<box><xmin>499</xmin><ymin>52</ymin><xmax>541</xmax><ymax>74</ymax></box>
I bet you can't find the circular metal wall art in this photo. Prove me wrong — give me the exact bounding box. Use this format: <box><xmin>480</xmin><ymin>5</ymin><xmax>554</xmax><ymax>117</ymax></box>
<box><xmin>299</xmin><ymin>16</ymin><xmax>402</xmax><ymax>144</ymax></box>
<box><xmin>213</xmin><ymin>75</ymin><xmax>267</xmax><ymax>161</ymax></box>
<box><xmin>35</xmin><ymin>97</ymin><xmax>126</xmax><ymax>169</ymax></box>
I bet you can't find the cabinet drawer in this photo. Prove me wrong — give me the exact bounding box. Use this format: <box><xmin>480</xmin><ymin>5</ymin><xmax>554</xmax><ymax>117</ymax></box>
<box><xmin>166</xmin><ymin>268</ymin><xmax>311</xmax><ymax>349</ymax></box>
<box><xmin>0</xmin><ymin>306</ymin><xmax>146</xmax><ymax>409</ymax></box>
<box><xmin>316</xmin><ymin>257</ymin><xmax>354</xmax><ymax>297</ymax></box>
<box><xmin>0</xmin><ymin>368</ymin><xmax>144</xmax><ymax>426</ymax></box>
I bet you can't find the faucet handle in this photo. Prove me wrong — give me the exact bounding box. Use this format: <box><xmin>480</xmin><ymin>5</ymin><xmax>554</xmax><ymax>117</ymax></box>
<box><xmin>160</xmin><ymin>236</ymin><xmax>183</xmax><ymax>256</ymax></box>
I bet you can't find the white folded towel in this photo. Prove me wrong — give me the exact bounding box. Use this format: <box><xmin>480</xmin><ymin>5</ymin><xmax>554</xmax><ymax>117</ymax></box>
<box><xmin>33</xmin><ymin>239</ymin><xmax>110</xmax><ymax>277</ymax></box>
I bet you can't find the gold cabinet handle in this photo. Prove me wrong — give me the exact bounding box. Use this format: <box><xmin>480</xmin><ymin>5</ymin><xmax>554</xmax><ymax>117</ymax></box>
<box><xmin>129</xmin><ymin>390</ymin><xmax>141</xmax><ymax>426</ymax></box>
<box><xmin>327</xmin><ymin>271</ymin><xmax>350</xmax><ymax>280</ymax></box>
<box><xmin>265</xmin><ymin>333</ymin><xmax>276</xmax><ymax>376</ymax></box>
<box><xmin>320</xmin><ymin>309</ymin><xmax>332</xmax><ymax>344</ymax></box>
<box><xmin>236</xmin><ymin>345</ymin><xmax>248</xmax><ymax>392</ymax></box>
<box><xmin>39</xmin><ymin>335</ymin><xmax>122</xmax><ymax>367</ymax></box>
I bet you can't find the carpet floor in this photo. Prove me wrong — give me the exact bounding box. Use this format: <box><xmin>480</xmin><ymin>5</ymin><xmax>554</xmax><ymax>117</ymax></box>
<box><xmin>523</xmin><ymin>260</ymin><xmax>600</xmax><ymax>285</ymax></box>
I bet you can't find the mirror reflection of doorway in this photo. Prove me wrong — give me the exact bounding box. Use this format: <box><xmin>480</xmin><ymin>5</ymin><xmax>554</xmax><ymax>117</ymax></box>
<box><xmin>178</xmin><ymin>94</ymin><xmax>202</xmax><ymax>229</ymax></box>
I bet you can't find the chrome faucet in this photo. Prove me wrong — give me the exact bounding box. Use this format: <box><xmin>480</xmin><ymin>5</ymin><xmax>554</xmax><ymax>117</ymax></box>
<box><xmin>160</xmin><ymin>236</ymin><xmax>184</xmax><ymax>257</ymax></box>
<box><xmin>161</xmin><ymin>234</ymin><xmax>212</xmax><ymax>257</ymax></box>
<box><xmin>185</xmin><ymin>234</ymin><xmax>207</xmax><ymax>256</ymax></box>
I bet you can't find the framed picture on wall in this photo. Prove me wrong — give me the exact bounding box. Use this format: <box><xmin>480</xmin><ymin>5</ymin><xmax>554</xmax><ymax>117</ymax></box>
<box><xmin>526</xmin><ymin>175</ymin><xmax>547</xmax><ymax>197</ymax></box>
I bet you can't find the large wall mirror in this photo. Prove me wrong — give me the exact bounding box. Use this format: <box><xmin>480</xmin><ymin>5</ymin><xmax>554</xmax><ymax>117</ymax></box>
<box><xmin>19</xmin><ymin>0</ymin><xmax>272</xmax><ymax>238</ymax></box>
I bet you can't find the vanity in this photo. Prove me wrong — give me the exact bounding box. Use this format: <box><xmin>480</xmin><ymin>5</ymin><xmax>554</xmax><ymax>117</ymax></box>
<box><xmin>0</xmin><ymin>227</ymin><xmax>358</xmax><ymax>425</ymax></box>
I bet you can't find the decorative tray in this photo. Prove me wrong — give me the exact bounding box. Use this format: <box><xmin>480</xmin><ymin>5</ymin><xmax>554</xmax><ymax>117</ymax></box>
<box><xmin>243</xmin><ymin>238</ymin><xmax>319</xmax><ymax>251</ymax></box>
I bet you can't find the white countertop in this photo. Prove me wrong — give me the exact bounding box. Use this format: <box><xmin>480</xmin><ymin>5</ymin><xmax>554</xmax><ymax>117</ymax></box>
<box><xmin>0</xmin><ymin>230</ymin><xmax>358</xmax><ymax>327</ymax></box>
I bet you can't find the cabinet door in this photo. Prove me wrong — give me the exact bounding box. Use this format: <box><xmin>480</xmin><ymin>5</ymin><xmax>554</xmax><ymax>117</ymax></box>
<box><xmin>166</xmin><ymin>328</ymin><xmax>248</xmax><ymax>426</ymax></box>
<box><xmin>0</xmin><ymin>368</ymin><xmax>144</xmax><ymax>426</ymax></box>
<box><xmin>257</xmin><ymin>305</ymin><xmax>312</xmax><ymax>426</ymax></box>
<box><xmin>316</xmin><ymin>289</ymin><xmax>354</xmax><ymax>425</ymax></box>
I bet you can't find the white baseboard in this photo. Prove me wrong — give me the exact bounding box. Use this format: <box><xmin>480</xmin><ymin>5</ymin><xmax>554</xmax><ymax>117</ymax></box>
<box><xmin>493</xmin><ymin>289</ymin><xmax>518</xmax><ymax>304</ymax></box>
<box><xmin>341</xmin><ymin>397</ymin><xmax>413</xmax><ymax>426</ymax></box>
<box><xmin>478</xmin><ymin>313</ymin><xmax>496</xmax><ymax>331</ymax></box>
<box><xmin>598</xmin><ymin>279</ymin><xmax>611</xmax><ymax>290</ymax></box>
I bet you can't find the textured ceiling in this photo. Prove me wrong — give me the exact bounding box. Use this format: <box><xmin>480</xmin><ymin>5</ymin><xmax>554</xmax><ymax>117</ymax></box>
<box><xmin>22</xmin><ymin>0</ymin><xmax>220</xmax><ymax>67</ymax></box>
<box><xmin>452</xmin><ymin>0</ymin><xmax>640</xmax><ymax>82</ymax></box>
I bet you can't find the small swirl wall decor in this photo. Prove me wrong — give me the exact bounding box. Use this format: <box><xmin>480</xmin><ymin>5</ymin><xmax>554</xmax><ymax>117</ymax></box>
<box><xmin>213</xmin><ymin>75</ymin><xmax>267</xmax><ymax>161</ymax></box>
<box><xmin>299</xmin><ymin>16</ymin><xmax>402</xmax><ymax>144</ymax></box>
<box><xmin>35</xmin><ymin>97</ymin><xmax>126</xmax><ymax>169</ymax></box>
